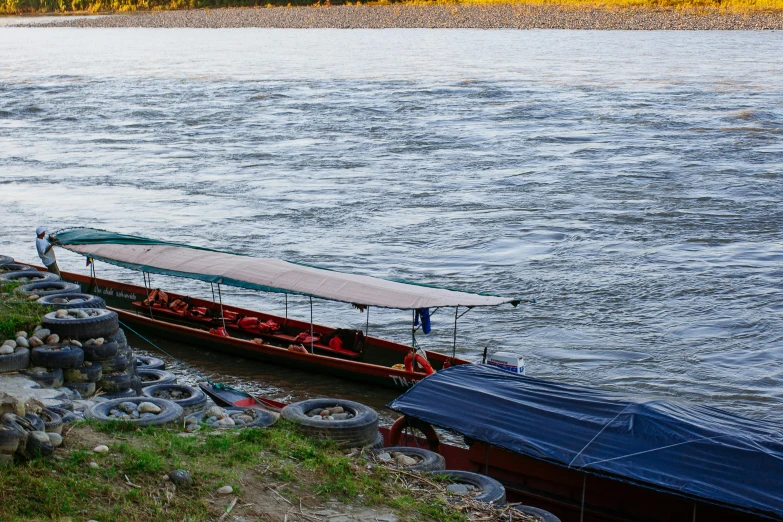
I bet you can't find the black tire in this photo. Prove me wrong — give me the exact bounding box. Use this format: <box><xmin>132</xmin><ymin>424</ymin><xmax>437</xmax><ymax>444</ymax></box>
<box><xmin>107</xmin><ymin>329</ymin><xmax>127</xmax><ymax>347</ymax></box>
<box><xmin>0</xmin><ymin>255</ymin><xmax>12</xmax><ymax>266</ymax></box>
<box><xmin>136</xmin><ymin>355</ymin><xmax>165</xmax><ymax>371</ymax></box>
<box><xmin>65</xmin><ymin>381</ymin><xmax>96</xmax><ymax>398</ymax></box>
<box><xmin>42</xmin><ymin>308</ymin><xmax>118</xmax><ymax>340</ymax></box>
<box><xmin>46</xmin><ymin>406</ymin><xmax>77</xmax><ymax>424</ymax></box>
<box><xmin>17</xmin><ymin>281</ymin><xmax>81</xmax><ymax>297</ymax></box>
<box><xmin>25</xmin><ymin>431</ymin><xmax>55</xmax><ymax>458</ymax></box>
<box><xmin>37</xmin><ymin>293</ymin><xmax>106</xmax><ymax>309</ymax></box>
<box><xmin>31</xmin><ymin>344</ymin><xmax>85</xmax><ymax>369</ymax></box>
<box><xmin>0</xmin><ymin>347</ymin><xmax>30</xmax><ymax>373</ymax></box>
<box><xmin>374</xmin><ymin>446</ymin><xmax>446</xmax><ymax>472</ymax></box>
<box><xmin>86</xmin><ymin>397</ymin><xmax>183</xmax><ymax>427</ymax></box>
<box><xmin>81</xmin><ymin>340</ymin><xmax>119</xmax><ymax>362</ymax></box>
<box><xmin>430</xmin><ymin>470</ymin><xmax>506</xmax><ymax>506</ymax></box>
<box><xmin>24</xmin><ymin>414</ymin><xmax>45</xmax><ymax>433</ymax></box>
<box><xmin>63</xmin><ymin>362</ymin><xmax>102</xmax><ymax>383</ymax></box>
<box><xmin>0</xmin><ymin>425</ymin><xmax>21</xmax><ymax>454</ymax></box>
<box><xmin>142</xmin><ymin>384</ymin><xmax>207</xmax><ymax>414</ymax></box>
<box><xmin>100</xmin><ymin>354</ymin><xmax>130</xmax><ymax>373</ymax></box>
<box><xmin>20</xmin><ymin>367</ymin><xmax>64</xmax><ymax>388</ymax></box>
<box><xmin>1</xmin><ymin>271</ymin><xmax>59</xmax><ymax>284</ymax></box>
<box><xmin>138</xmin><ymin>369</ymin><xmax>176</xmax><ymax>388</ymax></box>
<box><xmin>39</xmin><ymin>409</ymin><xmax>63</xmax><ymax>435</ymax></box>
<box><xmin>101</xmin><ymin>388</ymin><xmax>137</xmax><ymax>400</ymax></box>
<box><xmin>514</xmin><ymin>506</ymin><xmax>562</xmax><ymax>522</ymax></box>
<box><xmin>0</xmin><ymin>263</ymin><xmax>37</xmax><ymax>275</ymax></box>
<box><xmin>281</xmin><ymin>398</ymin><xmax>379</xmax><ymax>449</ymax></box>
<box><xmin>366</xmin><ymin>431</ymin><xmax>385</xmax><ymax>450</ymax></box>
<box><xmin>98</xmin><ymin>372</ymin><xmax>132</xmax><ymax>393</ymax></box>
<box><xmin>1</xmin><ymin>414</ymin><xmax>30</xmax><ymax>457</ymax></box>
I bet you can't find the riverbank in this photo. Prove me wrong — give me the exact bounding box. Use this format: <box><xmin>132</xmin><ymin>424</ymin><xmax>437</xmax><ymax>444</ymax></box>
<box><xmin>1</xmin><ymin>420</ymin><xmax>476</xmax><ymax>521</ymax></box>
<box><xmin>12</xmin><ymin>4</ymin><xmax>783</xmax><ymax>29</ymax></box>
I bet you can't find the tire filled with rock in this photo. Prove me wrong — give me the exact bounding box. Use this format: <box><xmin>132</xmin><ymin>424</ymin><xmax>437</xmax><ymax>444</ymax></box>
<box><xmin>142</xmin><ymin>384</ymin><xmax>207</xmax><ymax>415</ymax></box>
<box><xmin>281</xmin><ymin>398</ymin><xmax>379</xmax><ymax>449</ymax></box>
<box><xmin>184</xmin><ymin>405</ymin><xmax>277</xmax><ymax>431</ymax></box>
<box><xmin>86</xmin><ymin>397</ymin><xmax>184</xmax><ymax>427</ymax></box>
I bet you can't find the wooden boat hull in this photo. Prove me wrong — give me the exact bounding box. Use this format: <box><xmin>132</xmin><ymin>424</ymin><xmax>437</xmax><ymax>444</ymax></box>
<box><xmin>55</xmin><ymin>270</ymin><xmax>470</xmax><ymax>390</ymax></box>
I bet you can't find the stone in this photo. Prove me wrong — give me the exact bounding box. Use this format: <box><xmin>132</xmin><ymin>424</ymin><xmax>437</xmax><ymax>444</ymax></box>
<box><xmin>32</xmin><ymin>329</ymin><xmax>50</xmax><ymax>340</ymax></box>
<box><xmin>48</xmin><ymin>433</ymin><xmax>63</xmax><ymax>447</ymax></box>
<box><xmin>93</xmin><ymin>337</ymin><xmax>104</xmax><ymax>346</ymax></box>
<box><xmin>93</xmin><ymin>445</ymin><xmax>109</xmax><ymax>454</ymax></box>
<box><xmin>216</xmin><ymin>485</ymin><xmax>233</xmax><ymax>495</ymax></box>
<box><xmin>216</xmin><ymin>417</ymin><xmax>235</xmax><ymax>428</ymax></box>
<box><xmin>320</xmin><ymin>410</ymin><xmax>330</xmax><ymax>417</ymax></box>
<box><xmin>205</xmin><ymin>406</ymin><xmax>227</xmax><ymax>419</ymax></box>
<box><xmin>27</xmin><ymin>295</ymin><xmax>40</xmax><ymax>301</ymax></box>
<box><xmin>2</xmin><ymin>339</ymin><xmax>16</xmax><ymax>348</ymax></box>
<box><xmin>331</xmin><ymin>413</ymin><xmax>349</xmax><ymax>421</ymax></box>
<box><xmin>168</xmin><ymin>469</ymin><xmax>194</xmax><ymax>488</ymax></box>
<box><xmin>447</xmin><ymin>484</ymin><xmax>469</xmax><ymax>495</ymax></box>
<box><xmin>76</xmin><ymin>310</ymin><xmax>89</xmax><ymax>319</ymax></box>
<box><xmin>88</xmin><ymin>461</ymin><xmax>100</xmax><ymax>469</ymax></box>
<box><xmin>329</xmin><ymin>406</ymin><xmax>345</xmax><ymax>414</ymax></box>
<box><xmin>33</xmin><ymin>325</ymin><xmax>42</xmax><ymax>333</ymax></box>
<box><xmin>140</xmin><ymin>412</ymin><xmax>157</xmax><ymax>419</ymax></box>
<box><xmin>16</xmin><ymin>336</ymin><xmax>30</xmax><ymax>348</ymax></box>
<box><xmin>138</xmin><ymin>402</ymin><xmax>161</xmax><ymax>414</ymax></box>
<box><xmin>234</xmin><ymin>415</ymin><xmax>254</xmax><ymax>424</ymax></box>
<box><xmin>394</xmin><ymin>454</ymin><xmax>418</xmax><ymax>467</ymax></box>
<box><xmin>45</xmin><ymin>334</ymin><xmax>60</xmax><ymax>345</ymax></box>
<box><xmin>376</xmin><ymin>452</ymin><xmax>393</xmax><ymax>463</ymax></box>
<box><xmin>29</xmin><ymin>337</ymin><xmax>44</xmax><ymax>347</ymax></box>
<box><xmin>118</xmin><ymin>401</ymin><xmax>138</xmax><ymax>414</ymax></box>
<box><xmin>70</xmin><ymin>340</ymin><xmax>82</xmax><ymax>348</ymax></box>
<box><xmin>309</xmin><ymin>408</ymin><xmax>323</xmax><ymax>416</ymax></box>
<box><xmin>55</xmin><ymin>309</ymin><xmax>69</xmax><ymax>318</ymax></box>
<box><xmin>15</xmin><ymin>331</ymin><xmax>27</xmax><ymax>339</ymax></box>
<box><xmin>0</xmin><ymin>346</ymin><xmax>14</xmax><ymax>355</ymax></box>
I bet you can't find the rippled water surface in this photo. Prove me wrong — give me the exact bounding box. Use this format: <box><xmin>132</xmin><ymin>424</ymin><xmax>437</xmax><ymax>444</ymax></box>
<box><xmin>1</xmin><ymin>28</ymin><xmax>782</xmax><ymax>421</ymax></box>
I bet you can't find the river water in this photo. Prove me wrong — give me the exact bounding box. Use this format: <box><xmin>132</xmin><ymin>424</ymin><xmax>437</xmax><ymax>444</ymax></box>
<box><xmin>1</xmin><ymin>27</ymin><xmax>781</xmax><ymax>423</ymax></box>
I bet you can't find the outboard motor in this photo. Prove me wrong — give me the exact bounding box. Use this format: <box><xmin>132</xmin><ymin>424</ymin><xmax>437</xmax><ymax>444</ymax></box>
<box><xmin>487</xmin><ymin>351</ymin><xmax>525</xmax><ymax>375</ymax></box>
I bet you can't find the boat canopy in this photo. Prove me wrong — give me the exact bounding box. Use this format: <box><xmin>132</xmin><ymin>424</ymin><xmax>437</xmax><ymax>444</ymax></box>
<box><xmin>388</xmin><ymin>365</ymin><xmax>783</xmax><ymax>519</ymax></box>
<box><xmin>55</xmin><ymin>228</ymin><xmax>520</xmax><ymax>310</ymax></box>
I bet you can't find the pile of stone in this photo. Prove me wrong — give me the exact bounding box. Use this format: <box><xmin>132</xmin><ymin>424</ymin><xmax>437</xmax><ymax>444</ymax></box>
<box><xmin>306</xmin><ymin>405</ymin><xmax>354</xmax><ymax>421</ymax></box>
<box><xmin>185</xmin><ymin>405</ymin><xmax>262</xmax><ymax>430</ymax></box>
<box><xmin>374</xmin><ymin>450</ymin><xmax>420</xmax><ymax>468</ymax></box>
<box><xmin>106</xmin><ymin>400</ymin><xmax>163</xmax><ymax>420</ymax></box>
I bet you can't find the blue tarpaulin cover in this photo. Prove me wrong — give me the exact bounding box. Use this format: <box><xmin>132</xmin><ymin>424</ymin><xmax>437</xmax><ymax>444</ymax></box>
<box><xmin>387</xmin><ymin>364</ymin><xmax>783</xmax><ymax>519</ymax></box>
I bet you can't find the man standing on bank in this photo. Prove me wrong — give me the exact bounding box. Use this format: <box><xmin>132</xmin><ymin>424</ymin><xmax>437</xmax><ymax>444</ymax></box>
<box><xmin>36</xmin><ymin>226</ymin><xmax>60</xmax><ymax>276</ymax></box>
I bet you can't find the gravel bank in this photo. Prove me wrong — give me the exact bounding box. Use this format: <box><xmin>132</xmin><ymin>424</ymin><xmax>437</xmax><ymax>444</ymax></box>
<box><xmin>20</xmin><ymin>5</ymin><xmax>783</xmax><ymax>30</ymax></box>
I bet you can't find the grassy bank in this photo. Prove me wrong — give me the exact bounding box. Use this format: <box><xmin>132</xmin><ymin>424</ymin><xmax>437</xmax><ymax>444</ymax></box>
<box><xmin>2</xmin><ymin>0</ymin><xmax>782</xmax><ymax>16</ymax></box>
<box><xmin>0</xmin><ymin>419</ymin><xmax>467</xmax><ymax>521</ymax></box>
<box><xmin>0</xmin><ymin>282</ymin><xmax>50</xmax><ymax>341</ymax></box>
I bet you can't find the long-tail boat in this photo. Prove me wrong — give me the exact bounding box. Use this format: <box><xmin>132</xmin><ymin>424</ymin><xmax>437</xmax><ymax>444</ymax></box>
<box><xmin>25</xmin><ymin>227</ymin><xmax>525</xmax><ymax>390</ymax></box>
<box><xmin>201</xmin><ymin>366</ymin><xmax>783</xmax><ymax>522</ymax></box>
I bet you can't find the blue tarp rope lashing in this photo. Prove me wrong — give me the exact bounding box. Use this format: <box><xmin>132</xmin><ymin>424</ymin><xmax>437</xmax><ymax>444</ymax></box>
<box><xmin>568</xmin><ymin>403</ymin><xmax>633</xmax><ymax>468</ymax></box>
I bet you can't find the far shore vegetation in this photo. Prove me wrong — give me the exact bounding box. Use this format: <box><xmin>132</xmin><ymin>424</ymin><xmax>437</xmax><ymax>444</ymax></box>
<box><xmin>2</xmin><ymin>0</ymin><xmax>782</xmax><ymax>16</ymax></box>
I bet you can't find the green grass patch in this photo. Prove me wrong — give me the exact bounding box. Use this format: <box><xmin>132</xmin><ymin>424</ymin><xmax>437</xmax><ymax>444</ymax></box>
<box><xmin>0</xmin><ymin>419</ymin><xmax>466</xmax><ymax>521</ymax></box>
<box><xmin>0</xmin><ymin>283</ymin><xmax>51</xmax><ymax>341</ymax></box>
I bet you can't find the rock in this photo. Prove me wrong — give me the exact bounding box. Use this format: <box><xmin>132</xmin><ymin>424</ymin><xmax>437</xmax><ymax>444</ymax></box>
<box><xmin>216</xmin><ymin>417</ymin><xmax>235</xmax><ymax>427</ymax></box>
<box><xmin>205</xmin><ymin>406</ymin><xmax>227</xmax><ymax>419</ymax></box>
<box><xmin>27</xmin><ymin>294</ymin><xmax>40</xmax><ymax>301</ymax></box>
<box><xmin>33</xmin><ymin>325</ymin><xmax>42</xmax><ymax>333</ymax></box>
<box><xmin>16</xmin><ymin>336</ymin><xmax>30</xmax><ymax>348</ymax></box>
<box><xmin>118</xmin><ymin>401</ymin><xmax>138</xmax><ymax>414</ymax></box>
<box><xmin>93</xmin><ymin>445</ymin><xmax>109</xmax><ymax>453</ymax></box>
<box><xmin>15</xmin><ymin>331</ymin><xmax>27</xmax><ymax>339</ymax></box>
<box><xmin>161</xmin><ymin>474</ymin><xmax>170</xmax><ymax>481</ymax></box>
<box><xmin>70</xmin><ymin>340</ymin><xmax>82</xmax><ymax>348</ymax></box>
<box><xmin>76</xmin><ymin>310</ymin><xmax>89</xmax><ymax>319</ymax></box>
<box><xmin>55</xmin><ymin>309</ymin><xmax>69</xmax><ymax>318</ymax></box>
<box><xmin>331</xmin><ymin>413</ymin><xmax>349</xmax><ymax>420</ymax></box>
<box><xmin>29</xmin><ymin>337</ymin><xmax>44</xmax><ymax>347</ymax></box>
<box><xmin>329</xmin><ymin>406</ymin><xmax>345</xmax><ymax>414</ymax></box>
<box><xmin>88</xmin><ymin>461</ymin><xmax>100</xmax><ymax>469</ymax></box>
<box><xmin>394</xmin><ymin>454</ymin><xmax>418</xmax><ymax>467</ymax></box>
<box><xmin>217</xmin><ymin>485</ymin><xmax>233</xmax><ymax>495</ymax></box>
<box><xmin>93</xmin><ymin>337</ymin><xmax>104</xmax><ymax>346</ymax></box>
<box><xmin>45</xmin><ymin>334</ymin><xmax>60</xmax><ymax>344</ymax></box>
<box><xmin>48</xmin><ymin>433</ymin><xmax>63</xmax><ymax>447</ymax></box>
<box><xmin>320</xmin><ymin>410</ymin><xmax>330</xmax><ymax>417</ymax></box>
<box><xmin>32</xmin><ymin>329</ymin><xmax>50</xmax><ymax>340</ymax></box>
<box><xmin>140</xmin><ymin>412</ymin><xmax>157</xmax><ymax>419</ymax></box>
<box><xmin>376</xmin><ymin>452</ymin><xmax>393</xmax><ymax>463</ymax></box>
<box><xmin>309</xmin><ymin>408</ymin><xmax>323</xmax><ymax>416</ymax></box>
<box><xmin>168</xmin><ymin>469</ymin><xmax>194</xmax><ymax>488</ymax></box>
<box><xmin>0</xmin><ymin>346</ymin><xmax>14</xmax><ymax>355</ymax></box>
<box><xmin>234</xmin><ymin>415</ymin><xmax>253</xmax><ymax>424</ymax></box>
<box><xmin>138</xmin><ymin>402</ymin><xmax>161</xmax><ymax>414</ymax></box>
<box><xmin>2</xmin><ymin>339</ymin><xmax>16</xmax><ymax>348</ymax></box>
<box><xmin>447</xmin><ymin>483</ymin><xmax>469</xmax><ymax>495</ymax></box>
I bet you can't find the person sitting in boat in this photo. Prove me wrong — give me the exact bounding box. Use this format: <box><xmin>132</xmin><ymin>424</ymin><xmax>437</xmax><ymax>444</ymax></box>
<box><xmin>35</xmin><ymin>226</ymin><xmax>60</xmax><ymax>276</ymax></box>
